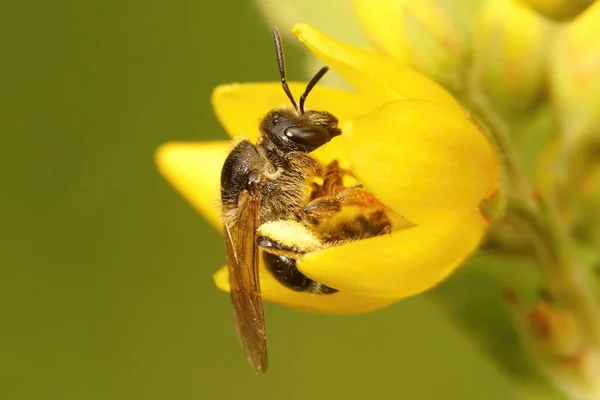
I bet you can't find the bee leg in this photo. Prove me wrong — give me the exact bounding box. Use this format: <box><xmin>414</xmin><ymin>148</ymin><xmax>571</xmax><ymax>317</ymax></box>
<box><xmin>256</xmin><ymin>235</ymin><xmax>308</xmax><ymax>259</ymax></box>
<box><xmin>304</xmin><ymin>160</ymin><xmax>367</xmax><ymax>225</ymax></box>
<box><xmin>332</xmin><ymin>186</ymin><xmax>392</xmax><ymax>239</ymax></box>
<box><xmin>321</xmin><ymin>160</ymin><xmax>344</xmax><ymax>195</ymax></box>
<box><xmin>303</xmin><ymin>185</ymin><xmax>392</xmax><ymax>244</ymax></box>
<box><xmin>321</xmin><ymin>159</ymin><xmax>356</xmax><ymax>197</ymax></box>
<box><xmin>336</xmin><ymin>185</ymin><xmax>388</xmax><ymax>209</ymax></box>
<box><xmin>325</xmin><ymin>209</ymin><xmax>392</xmax><ymax>243</ymax></box>
<box><xmin>309</xmin><ymin>181</ymin><xmax>325</xmax><ymax>200</ymax></box>
<box><xmin>302</xmin><ymin>196</ymin><xmax>342</xmax><ymax>226</ymax></box>
<box><xmin>256</xmin><ymin>219</ymin><xmax>323</xmax><ymax>257</ymax></box>
<box><xmin>303</xmin><ymin>186</ymin><xmax>388</xmax><ymax>225</ymax></box>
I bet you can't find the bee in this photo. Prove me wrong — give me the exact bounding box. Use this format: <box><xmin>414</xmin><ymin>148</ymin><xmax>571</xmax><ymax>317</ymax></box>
<box><xmin>220</xmin><ymin>27</ymin><xmax>391</xmax><ymax>373</ymax></box>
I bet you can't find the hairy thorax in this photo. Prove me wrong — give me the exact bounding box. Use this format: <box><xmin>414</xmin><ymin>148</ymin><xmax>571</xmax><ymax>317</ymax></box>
<box><xmin>258</xmin><ymin>148</ymin><xmax>320</xmax><ymax>224</ymax></box>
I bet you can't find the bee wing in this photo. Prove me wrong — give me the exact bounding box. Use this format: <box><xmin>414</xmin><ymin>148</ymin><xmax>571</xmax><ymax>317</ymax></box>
<box><xmin>223</xmin><ymin>190</ymin><xmax>268</xmax><ymax>373</ymax></box>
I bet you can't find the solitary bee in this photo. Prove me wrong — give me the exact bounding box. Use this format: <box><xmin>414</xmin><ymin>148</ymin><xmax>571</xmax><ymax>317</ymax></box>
<box><xmin>220</xmin><ymin>27</ymin><xmax>391</xmax><ymax>373</ymax></box>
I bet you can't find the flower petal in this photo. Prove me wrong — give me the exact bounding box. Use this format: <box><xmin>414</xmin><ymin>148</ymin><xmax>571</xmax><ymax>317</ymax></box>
<box><xmin>292</xmin><ymin>23</ymin><xmax>463</xmax><ymax>114</ymax></box>
<box><xmin>211</xmin><ymin>83</ymin><xmax>366</xmax><ymax>166</ymax></box>
<box><xmin>354</xmin><ymin>0</ymin><xmax>410</xmax><ymax>63</ymax></box>
<box><xmin>213</xmin><ymin>261</ymin><xmax>398</xmax><ymax>314</ymax></box>
<box><xmin>344</xmin><ymin>100</ymin><xmax>498</xmax><ymax>225</ymax></box>
<box><xmin>155</xmin><ymin>141</ymin><xmax>227</xmax><ymax>232</ymax></box>
<box><xmin>354</xmin><ymin>0</ymin><xmax>472</xmax><ymax>92</ymax></box>
<box><xmin>297</xmin><ymin>208</ymin><xmax>487</xmax><ymax>298</ymax></box>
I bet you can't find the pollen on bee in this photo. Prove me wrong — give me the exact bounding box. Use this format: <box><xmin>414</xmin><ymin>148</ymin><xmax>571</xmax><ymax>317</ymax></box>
<box><xmin>257</xmin><ymin>220</ymin><xmax>323</xmax><ymax>253</ymax></box>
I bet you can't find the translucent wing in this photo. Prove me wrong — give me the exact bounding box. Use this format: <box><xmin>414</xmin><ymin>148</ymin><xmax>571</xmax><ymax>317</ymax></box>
<box><xmin>223</xmin><ymin>190</ymin><xmax>268</xmax><ymax>373</ymax></box>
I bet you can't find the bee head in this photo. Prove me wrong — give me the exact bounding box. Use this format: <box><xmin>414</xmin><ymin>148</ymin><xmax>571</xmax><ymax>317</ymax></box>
<box><xmin>265</xmin><ymin>27</ymin><xmax>341</xmax><ymax>153</ymax></box>
<box><xmin>260</xmin><ymin>109</ymin><xmax>341</xmax><ymax>153</ymax></box>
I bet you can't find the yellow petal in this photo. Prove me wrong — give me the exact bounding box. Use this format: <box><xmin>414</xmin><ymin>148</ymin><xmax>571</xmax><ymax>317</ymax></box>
<box><xmin>155</xmin><ymin>141</ymin><xmax>227</xmax><ymax>232</ymax></box>
<box><xmin>354</xmin><ymin>0</ymin><xmax>411</xmax><ymax>63</ymax></box>
<box><xmin>297</xmin><ymin>208</ymin><xmax>487</xmax><ymax>298</ymax></box>
<box><xmin>211</xmin><ymin>82</ymin><xmax>365</xmax><ymax>166</ymax></box>
<box><xmin>354</xmin><ymin>0</ymin><xmax>469</xmax><ymax>92</ymax></box>
<box><xmin>292</xmin><ymin>23</ymin><xmax>463</xmax><ymax>114</ymax></box>
<box><xmin>213</xmin><ymin>261</ymin><xmax>398</xmax><ymax>315</ymax></box>
<box><xmin>345</xmin><ymin>100</ymin><xmax>498</xmax><ymax>225</ymax></box>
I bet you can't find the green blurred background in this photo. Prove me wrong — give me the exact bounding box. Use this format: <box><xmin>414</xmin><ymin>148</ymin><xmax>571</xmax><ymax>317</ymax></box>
<box><xmin>0</xmin><ymin>0</ymin><xmax>522</xmax><ymax>398</ymax></box>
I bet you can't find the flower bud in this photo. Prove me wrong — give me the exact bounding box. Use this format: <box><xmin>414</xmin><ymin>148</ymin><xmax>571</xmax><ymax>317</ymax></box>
<box><xmin>519</xmin><ymin>0</ymin><xmax>596</xmax><ymax>21</ymax></box>
<box><xmin>473</xmin><ymin>0</ymin><xmax>550</xmax><ymax>117</ymax></box>
<box><xmin>528</xmin><ymin>301</ymin><xmax>600</xmax><ymax>400</ymax></box>
<box><xmin>528</xmin><ymin>301</ymin><xmax>583</xmax><ymax>358</ymax></box>
<box><xmin>550</xmin><ymin>2</ymin><xmax>600</xmax><ymax>147</ymax></box>
<box><xmin>354</xmin><ymin>0</ymin><xmax>478</xmax><ymax>93</ymax></box>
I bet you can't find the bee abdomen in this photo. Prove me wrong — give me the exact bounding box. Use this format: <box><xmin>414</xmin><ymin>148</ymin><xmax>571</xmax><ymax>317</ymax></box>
<box><xmin>263</xmin><ymin>252</ymin><xmax>337</xmax><ymax>295</ymax></box>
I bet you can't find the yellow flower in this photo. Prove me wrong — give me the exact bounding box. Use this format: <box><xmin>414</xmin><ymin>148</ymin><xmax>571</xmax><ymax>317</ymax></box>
<box><xmin>155</xmin><ymin>24</ymin><xmax>499</xmax><ymax>314</ymax></box>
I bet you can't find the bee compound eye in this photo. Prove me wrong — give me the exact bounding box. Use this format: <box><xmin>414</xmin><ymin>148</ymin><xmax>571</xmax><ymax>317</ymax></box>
<box><xmin>284</xmin><ymin>126</ymin><xmax>331</xmax><ymax>149</ymax></box>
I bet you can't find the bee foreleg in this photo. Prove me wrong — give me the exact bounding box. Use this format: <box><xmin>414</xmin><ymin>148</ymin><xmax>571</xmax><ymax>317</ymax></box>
<box><xmin>336</xmin><ymin>186</ymin><xmax>388</xmax><ymax>209</ymax></box>
<box><xmin>303</xmin><ymin>185</ymin><xmax>388</xmax><ymax>225</ymax></box>
<box><xmin>302</xmin><ymin>196</ymin><xmax>342</xmax><ymax>225</ymax></box>
<box><xmin>321</xmin><ymin>160</ymin><xmax>344</xmax><ymax>196</ymax></box>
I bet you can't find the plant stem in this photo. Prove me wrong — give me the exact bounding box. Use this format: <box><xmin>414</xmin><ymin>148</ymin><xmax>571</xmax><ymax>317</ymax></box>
<box><xmin>466</xmin><ymin>89</ymin><xmax>600</xmax><ymax>347</ymax></box>
<box><xmin>467</xmin><ymin>91</ymin><xmax>533</xmax><ymax>203</ymax></box>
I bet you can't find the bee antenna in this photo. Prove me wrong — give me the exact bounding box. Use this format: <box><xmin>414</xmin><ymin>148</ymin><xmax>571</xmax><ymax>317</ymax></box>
<box><xmin>272</xmin><ymin>27</ymin><xmax>298</xmax><ymax>111</ymax></box>
<box><xmin>299</xmin><ymin>66</ymin><xmax>328</xmax><ymax>114</ymax></box>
